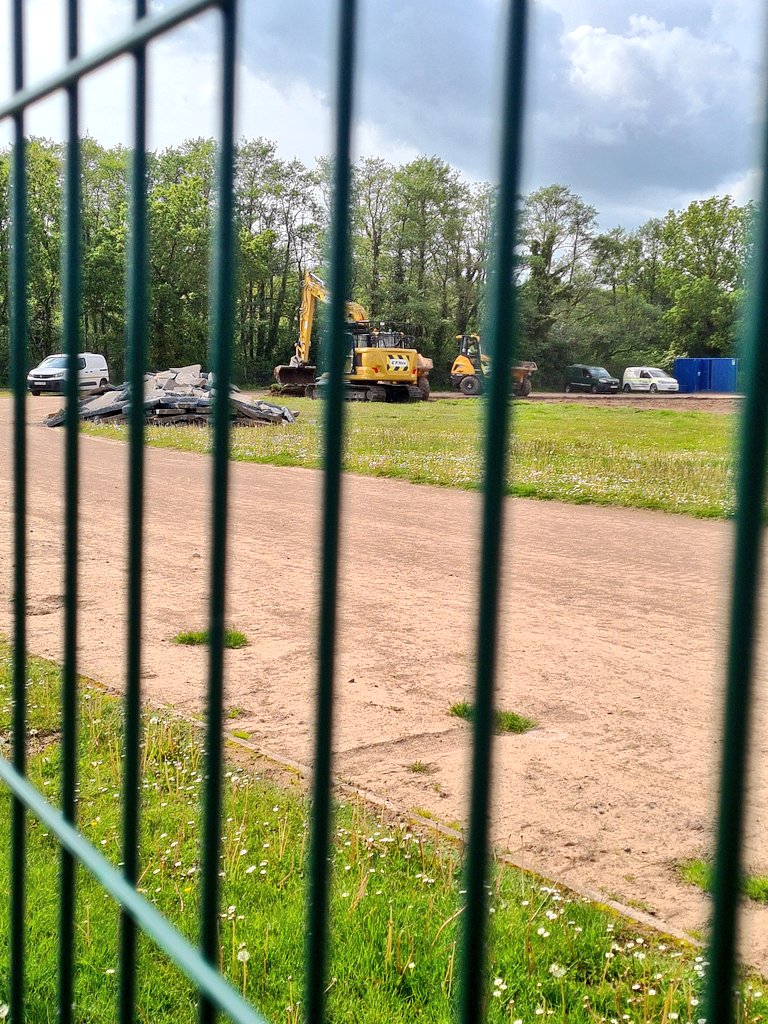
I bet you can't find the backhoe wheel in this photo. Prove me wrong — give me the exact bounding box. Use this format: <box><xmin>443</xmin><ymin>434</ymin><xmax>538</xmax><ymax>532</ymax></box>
<box><xmin>459</xmin><ymin>374</ymin><xmax>481</xmax><ymax>396</ymax></box>
<box><xmin>518</xmin><ymin>376</ymin><xmax>532</xmax><ymax>397</ymax></box>
<box><xmin>417</xmin><ymin>375</ymin><xmax>431</xmax><ymax>401</ymax></box>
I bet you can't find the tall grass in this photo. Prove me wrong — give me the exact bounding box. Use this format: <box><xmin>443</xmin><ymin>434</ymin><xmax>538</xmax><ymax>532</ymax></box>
<box><xmin>0</xmin><ymin>640</ymin><xmax>764</xmax><ymax>1021</ymax></box>
<box><xmin>83</xmin><ymin>401</ymin><xmax>736</xmax><ymax>518</ymax></box>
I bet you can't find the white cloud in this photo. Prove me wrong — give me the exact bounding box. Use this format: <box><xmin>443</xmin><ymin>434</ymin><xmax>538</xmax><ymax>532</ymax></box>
<box><xmin>564</xmin><ymin>16</ymin><xmax>747</xmax><ymax>124</ymax></box>
<box><xmin>710</xmin><ymin>166</ymin><xmax>762</xmax><ymax>206</ymax></box>
<box><xmin>1</xmin><ymin>0</ymin><xmax>765</xmax><ymax>228</ymax></box>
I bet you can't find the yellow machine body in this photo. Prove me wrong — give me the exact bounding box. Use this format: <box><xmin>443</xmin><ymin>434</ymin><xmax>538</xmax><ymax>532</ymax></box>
<box><xmin>450</xmin><ymin>333</ymin><xmax>536</xmax><ymax>397</ymax></box>
<box><xmin>274</xmin><ymin>270</ymin><xmax>432</xmax><ymax>401</ymax></box>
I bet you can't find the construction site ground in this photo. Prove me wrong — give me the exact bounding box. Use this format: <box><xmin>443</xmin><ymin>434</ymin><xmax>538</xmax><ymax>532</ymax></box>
<box><xmin>2</xmin><ymin>395</ymin><xmax>767</xmax><ymax>969</ymax></box>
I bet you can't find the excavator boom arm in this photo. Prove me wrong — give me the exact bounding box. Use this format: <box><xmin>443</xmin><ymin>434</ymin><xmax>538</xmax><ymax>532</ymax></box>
<box><xmin>294</xmin><ymin>270</ymin><xmax>368</xmax><ymax>365</ymax></box>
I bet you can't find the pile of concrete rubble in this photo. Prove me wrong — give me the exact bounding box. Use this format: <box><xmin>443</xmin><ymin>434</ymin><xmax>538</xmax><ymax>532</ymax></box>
<box><xmin>46</xmin><ymin>365</ymin><xmax>298</xmax><ymax>427</ymax></box>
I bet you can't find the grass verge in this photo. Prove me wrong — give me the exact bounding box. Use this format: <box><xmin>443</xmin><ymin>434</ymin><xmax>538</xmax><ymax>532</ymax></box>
<box><xmin>679</xmin><ymin>858</ymin><xmax>768</xmax><ymax>904</ymax></box>
<box><xmin>173</xmin><ymin>628</ymin><xmax>248</xmax><ymax>649</ymax></box>
<box><xmin>0</xmin><ymin>640</ymin><xmax>764</xmax><ymax>1022</ymax></box>
<box><xmin>449</xmin><ymin>700</ymin><xmax>536</xmax><ymax>734</ymax></box>
<box><xmin>82</xmin><ymin>400</ymin><xmax>736</xmax><ymax>519</ymax></box>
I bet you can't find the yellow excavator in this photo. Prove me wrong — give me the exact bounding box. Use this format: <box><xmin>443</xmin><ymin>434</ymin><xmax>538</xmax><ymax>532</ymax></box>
<box><xmin>274</xmin><ymin>271</ymin><xmax>432</xmax><ymax>402</ymax></box>
<box><xmin>450</xmin><ymin>333</ymin><xmax>537</xmax><ymax>397</ymax></box>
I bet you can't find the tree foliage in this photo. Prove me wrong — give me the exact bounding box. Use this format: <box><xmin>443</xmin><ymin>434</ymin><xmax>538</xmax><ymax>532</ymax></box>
<box><xmin>0</xmin><ymin>139</ymin><xmax>754</xmax><ymax>389</ymax></box>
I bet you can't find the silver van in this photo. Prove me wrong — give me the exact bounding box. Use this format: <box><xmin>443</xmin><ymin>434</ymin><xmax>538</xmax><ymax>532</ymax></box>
<box><xmin>27</xmin><ymin>353</ymin><xmax>110</xmax><ymax>396</ymax></box>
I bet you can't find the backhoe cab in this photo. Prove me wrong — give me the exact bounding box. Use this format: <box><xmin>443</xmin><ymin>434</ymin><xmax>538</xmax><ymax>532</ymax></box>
<box><xmin>274</xmin><ymin>271</ymin><xmax>432</xmax><ymax>402</ymax></box>
<box><xmin>450</xmin><ymin>334</ymin><xmax>536</xmax><ymax>397</ymax></box>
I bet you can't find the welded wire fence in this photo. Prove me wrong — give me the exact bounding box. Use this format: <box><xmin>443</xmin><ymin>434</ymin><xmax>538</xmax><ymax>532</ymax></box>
<box><xmin>2</xmin><ymin>0</ymin><xmax>768</xmax><ymax>1022</ymax></box>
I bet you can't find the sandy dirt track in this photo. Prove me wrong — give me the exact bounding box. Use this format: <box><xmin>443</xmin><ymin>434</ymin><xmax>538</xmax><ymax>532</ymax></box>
<box><xmin>2</xmin><ymin>396</ymin><xmax>768</xmax><ymax>967</ymax></box>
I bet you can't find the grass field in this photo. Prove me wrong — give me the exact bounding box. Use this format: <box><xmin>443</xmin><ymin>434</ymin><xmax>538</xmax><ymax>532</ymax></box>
<box><xmin>82</xmin><ymin>400</ymin><xmax>736</xmax><ymax>519</ymax></box>
<box><xmin>679</xmin><ymin>859</ymin><xmax>768</xmax><ymax>905</ymax></box>
<box><xmin>0</xmin><ymin>641</ymin><xmax>765</xmax><ymax>1023</ymax></box>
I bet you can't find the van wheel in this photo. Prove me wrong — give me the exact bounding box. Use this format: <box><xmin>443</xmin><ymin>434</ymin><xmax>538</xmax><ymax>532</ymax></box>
<box><xmin>31</xmin><ymin>390</ymin><xmax>39</xmax><ymax>397</ymax></box>
<box><xmin>590</xmin><ymin>385</ymin><xmax>598</xmax><ymax>394</ymax></box>
<box><xmin>99</xmin><ymin>379</ymin><xmax>108</xmax><ymax>389</ymax></box>
<box><xmin>564</xmin><ymin>384</ymin><xmax>572</xmax><ymax>394</ymax></box>
<box><xmin>649</xmin><ymin>383</ymin><xmax>658</xmax><ymax>394</ymax></box>
<box><xmin>623</xmin><ymin>383</ymin><xmax>631</xmax><ymax>392</ymax></box>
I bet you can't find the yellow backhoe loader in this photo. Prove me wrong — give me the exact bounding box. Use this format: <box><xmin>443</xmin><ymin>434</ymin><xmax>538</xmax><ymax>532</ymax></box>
<box><xmin>274</xmin><ymin>271</ymin><xmax>432</xmax><ymax>402</ymax></box>
<box><xmin>450</xmin><ymin>334</ymin><xmax>536</xmax><ymax>397</ymax></box>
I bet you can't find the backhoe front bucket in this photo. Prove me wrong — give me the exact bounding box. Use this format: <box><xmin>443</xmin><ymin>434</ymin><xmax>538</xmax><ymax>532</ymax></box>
<box><xmin>273</xmin><ymin>364</ymin><xmax>317</xmax><ymax>391</ymax></box>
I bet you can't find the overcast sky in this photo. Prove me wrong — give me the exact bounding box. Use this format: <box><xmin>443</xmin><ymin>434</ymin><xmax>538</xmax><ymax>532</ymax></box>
<box><xmin>0</xmin><ymin>0</ymin><xmax>765</xmax><ymax>228</ymax></box>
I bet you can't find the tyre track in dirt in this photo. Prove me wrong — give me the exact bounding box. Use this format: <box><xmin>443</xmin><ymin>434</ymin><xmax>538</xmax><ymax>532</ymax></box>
<box><xmin>3</xmin><ymin>396</ymin><xmax>768</xmax><ymax>968</ymax></box>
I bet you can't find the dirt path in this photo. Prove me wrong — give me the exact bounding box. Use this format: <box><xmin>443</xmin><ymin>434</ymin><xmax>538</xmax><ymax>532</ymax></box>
<box><xmin>3</xmin><ymin>396</ymin><xmax>768</xmax><ymax>967</ymax></box>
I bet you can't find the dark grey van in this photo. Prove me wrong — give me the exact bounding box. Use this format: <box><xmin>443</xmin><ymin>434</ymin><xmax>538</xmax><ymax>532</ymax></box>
<box><xmin>564</xmin><ymin>364</ymin><xmax>620</xmax><ymax>394</ymax></box>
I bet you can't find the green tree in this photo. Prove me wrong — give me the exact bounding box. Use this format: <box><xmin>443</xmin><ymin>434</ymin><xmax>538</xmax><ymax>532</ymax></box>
<box><xmin>148</xmin><ymin>139</ymin><xmax>215</xmax><ymax>369</ymax></box>
<box><xmin>518</xmin><ymin>184</ymin><xmax>598</xmax><ymax>381</ymax></box>
<box><xmin>658</xmin><ymin>196</ymin><xmax>751</xmax><ymax>356</ymax></box>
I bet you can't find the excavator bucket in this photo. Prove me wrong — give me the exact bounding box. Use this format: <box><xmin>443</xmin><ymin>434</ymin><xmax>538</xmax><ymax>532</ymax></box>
<box><xmin>273</xmin><ymin>363</ymin><xmax>317</xmax><ymax>392</ymax></box>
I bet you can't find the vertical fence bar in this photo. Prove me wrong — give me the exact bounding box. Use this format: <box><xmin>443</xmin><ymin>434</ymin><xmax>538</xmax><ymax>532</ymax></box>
<box><xmin>118</xmin><ymin>0</ymin><xmax>149</xmax><ymax>1019</ymax></box>
<box><xmin>9</xmin><ymin>0</ymin><xmax>28</xmax><ymax>1020</ymax></box>
<box><xmin>705</xmin><ymin>55</ymin><xmax>768</xmax><ymax>1024</ymax></box>
<box><xmin>304</xmin><ymin>2</ymin><xmax>358</xmax><ymax>1022</ymax></box>
<box><xmin>198</xmin><ymin>1</ymin><xmax>237</xmax><ymax>1021</ymax></box>
<box><xmin>459</xmin><ymin>2</ymin><xmax>529</xmax><ymax>1022</ymax></box>
<box><xmin>58</xmin><ymin>0</ymin><xmax>82</xmax><ymax>1020</ymax></box>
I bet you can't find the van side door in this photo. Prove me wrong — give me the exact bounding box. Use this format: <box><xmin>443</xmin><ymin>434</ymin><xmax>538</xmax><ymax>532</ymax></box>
<box><xmin>79</xmin><ymin>356</ymin><xmax>98</xmax><ymax>389</ymax></box>
<box><xmin>639</xmin><ymin>369</ymin><xmax>651</xmax><ymax>391</ymax></box>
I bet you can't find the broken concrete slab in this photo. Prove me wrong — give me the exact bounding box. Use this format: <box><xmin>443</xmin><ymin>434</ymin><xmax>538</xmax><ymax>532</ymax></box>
<box><xmin>46</xmin><ymin>366</ymin><xmax>298</xmax><ymax>428</ymax></box>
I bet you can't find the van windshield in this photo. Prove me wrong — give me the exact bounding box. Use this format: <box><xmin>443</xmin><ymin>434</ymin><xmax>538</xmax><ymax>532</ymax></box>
<box><xmin>648</xmin><ymin>368</ymin><xmax>668</xmax><ymax>378</ymax></box>
<box><xmin>40</xmin><ymin>356</ymin><xmax>68</xmax><ymax>369</ymax></box>
<box><xmin>588</xmin><ymin>367</ymin><xmax>611</xmax><ymax>378</ymax></box>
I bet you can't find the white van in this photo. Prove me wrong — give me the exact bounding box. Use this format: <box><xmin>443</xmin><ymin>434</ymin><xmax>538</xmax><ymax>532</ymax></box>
<box><xmin>27</xmin><ymin>353</ymin><xmax>110</xmax><ymax>396</ymax></box>
<box><xmin>622</xmin><ymin>366</ymin><xmax>679</xmax><ymax>393</ymax></box>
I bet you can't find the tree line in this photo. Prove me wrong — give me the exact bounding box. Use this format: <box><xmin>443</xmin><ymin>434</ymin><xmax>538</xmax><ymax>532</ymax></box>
<box><xmin>0</xmin><ymin>137</ymin><xmax>754</xmax><ymax>389</ymax></box>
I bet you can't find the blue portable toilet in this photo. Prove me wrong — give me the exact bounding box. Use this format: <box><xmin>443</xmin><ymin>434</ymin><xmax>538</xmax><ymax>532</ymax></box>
<box><xmin>673</xmin><ymin>357</ymin><xmax>738</xmax><ymax>393</ymax></box>
<box><xmin>710</xmin><ymin>357</ymin><xmax>738</xmax><ymax>392</ymax></box>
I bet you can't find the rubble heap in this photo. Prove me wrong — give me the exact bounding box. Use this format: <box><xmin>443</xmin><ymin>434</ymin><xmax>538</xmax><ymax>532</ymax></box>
<box><xmin>45</xmin><ymin>364</ymin><xmax>298</xmax><ymax>427</ymax></box>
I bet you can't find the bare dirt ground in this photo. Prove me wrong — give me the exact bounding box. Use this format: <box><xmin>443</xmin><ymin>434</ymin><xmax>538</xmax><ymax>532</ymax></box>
<box><xmin>3</xmin><ymin>396</ymin><xmax>768</xmax><ymax>968</ymax></box>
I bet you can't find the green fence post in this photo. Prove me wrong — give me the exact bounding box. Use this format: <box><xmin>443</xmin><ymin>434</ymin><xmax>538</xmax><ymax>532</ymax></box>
<box><xmin>198</xmin><ymin>2</ymin><xmax>238</xmax><ymax>1022</ymax></box>
<box><xmin>706</xmin><ymin>55</ymin><xmax>768</xmax><ymax>1024</ymax></box>
<box><xmin>117</xmin><ymin>0</ymin><xmax>149</xmax><ymax>1019</ymax></box>
<box><xmin>58</xmin><ymin>0</ymin><xmax>83</xmax><ymax>1019</ymax></box>
<box><xmin>459</xmin><ymin>2</ymin><xmax>529</xmax><ymax>1022</ymax></box>
<box><xmin>9</xmin><ymin>0</ymin><xmax>28</xmax><ymax>1020</ymax></box>
<box><xmin>304</xmin><ymin>2</ymin><xmax>358</xmax><ymax>1022</ymax></box>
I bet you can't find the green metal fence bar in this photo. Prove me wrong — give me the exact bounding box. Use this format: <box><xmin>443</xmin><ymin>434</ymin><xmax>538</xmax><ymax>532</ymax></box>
<box><xmin>459</xmin><ymin>2</ymin><xmax>529</xmax><ymax>1021</ymax></box>
<box><xmin>0</xmin><ymin>0</ymin><xmax>216</xmax><ymax>120</ymax></box>
<box><xmin>199</xmin><ymin>2</ymin><xmax>238</xmax><ymax>1021</ymax></box>
<box><xmin>117</xmin><ymin>0</ymin><xmax>149</xmax><ymax>1018</ymax></box>
<box><xmin>304</xmin><ymin>2</ymin><xmax>358</xmax><ymax>1021</ymax></box>
<box><xmin>9</xmin><ymin>0</ymin><xmax>27</xmax><ymax>1019</ymax></box>
<box><xmin>59</xmin><ymin>0</ymin><xmax>82</xmax><ymax>1018</ymax></box>
<box><xmin>705</xmin><ymin>66</ymin><xmax>768</xmax><ymax>1024</ymax></box>
<box><xmin>0</xmin><ymin>758</ymin><xmax>269</xmax><ymax>1024</ymax></box>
